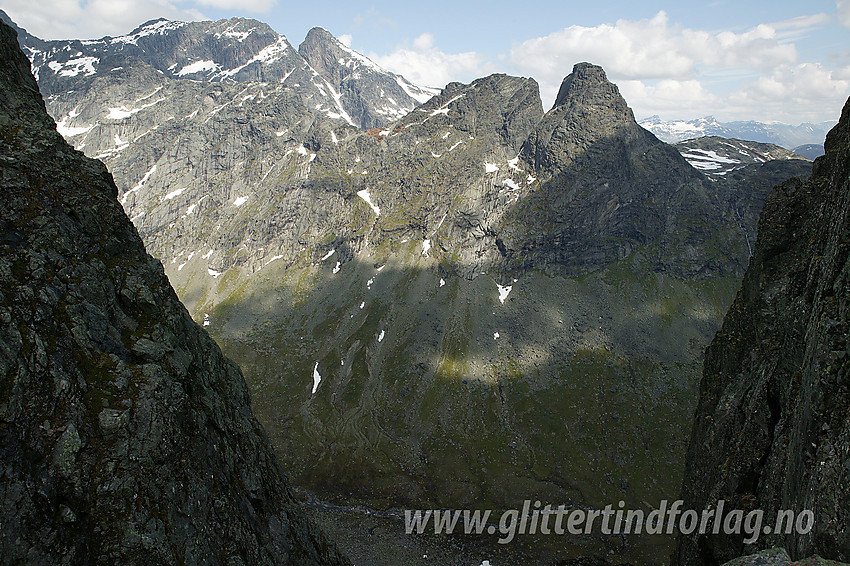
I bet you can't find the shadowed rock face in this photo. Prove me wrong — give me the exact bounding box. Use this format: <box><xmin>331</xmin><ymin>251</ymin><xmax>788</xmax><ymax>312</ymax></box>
<box><xmin>506</xmin><ymin>63</ymin><xmax>742</xmax><ymax>279</ymax></box>
<box><xmin>0</xmin><ymin>19</ymin><xmax>348</xmax><ymax>566</ymax></box>
<box><xmin>675</xmin><ymin>97</ymin><xmax>850</xmax><ymax>565</ymax></box>
<box><xmin>526</xmin><ymin>62</ymin><xmax>638</xmax><ymax>175</ymax></box>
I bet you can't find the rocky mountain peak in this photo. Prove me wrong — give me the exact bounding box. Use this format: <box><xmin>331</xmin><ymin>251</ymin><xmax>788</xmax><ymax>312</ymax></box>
<box><xmin>502</xmin><ymin>62</ymin><xmax>763</xmax><ymax>279</ymax></box>
<box><xmin>0</xmin><ymin>15</ymin><xmax>52</xmax><ymax>132</ymax></box>
<box><xmin>413</xmin><ymin>72</ymin><xmax>543</xmax><ymax>152</ymax></box>
<box><xmin>521</xmin><ymin>63</ymin><xmax>652</xmax><ymax>181</ymax></box>
<box><xmin>302</xmin><ymin>26</ymin><xmax>337</xmax><ymax>46</ymax></box>
<box><xmin>131</xmin><ymin>17</ymin><xmax>171</xmax><ymax>31</ymax></box>
<box><xmin>816</xmin><ymin>97</ymin><xmax>850</xmax><ymax>179</ymax></box>
<box><xmin>298</xmin><ymin>25</ymin><xmax>439</xmax><ymax>127</ymax></box>
<box><xmin>0</xmin><ymin>9</ymin><xmax>41</xmax><ymax>47</ymax></box>
<box><xmin>299</xmin><ymin>26</ymin><xmax>365</xmax><ymax>85</ymax></box>
<box><xmin>8</xmin><ymin>11</ymin><xmax>437</xmax><ymax>130</ymax></box>
<box><xmin>552</xmin><ymin>62</ymin><xmax>635</xmax><ymax>123</ymax></box>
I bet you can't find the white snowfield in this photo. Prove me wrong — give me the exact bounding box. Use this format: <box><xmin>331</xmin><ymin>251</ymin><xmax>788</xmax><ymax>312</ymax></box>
<box><xmin>357</xmin><ymin>189</ymin><xmax>381</xmax><ymax>215</ymax></box>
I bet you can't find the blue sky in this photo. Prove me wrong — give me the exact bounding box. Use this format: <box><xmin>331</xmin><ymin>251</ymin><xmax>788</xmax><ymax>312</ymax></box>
<box><xmin>3</xmin><ymin>0</ymin><xmax>849</xmax><ymax>124</ymax></box>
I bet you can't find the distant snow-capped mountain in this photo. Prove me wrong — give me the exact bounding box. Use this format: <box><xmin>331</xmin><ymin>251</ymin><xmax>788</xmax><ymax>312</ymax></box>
<box><xmin>640</xmin><ymin>114</ymin><xmax>834</xmax><ymax>150</ymax></box>
<box><xmin>673</xmin><ymin>136</ymin><xmax>808</xmax><ymax>178</ymax></box>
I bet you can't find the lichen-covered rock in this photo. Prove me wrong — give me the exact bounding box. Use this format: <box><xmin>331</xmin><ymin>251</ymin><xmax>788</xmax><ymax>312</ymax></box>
<box><xmin>675</xmin><ymin>97</ymin><xmax>850</xmax><ymax>564</ymax></box>
<box><xmin>0</xmin><ymin>19</ymin><xmax>348</xmax><ymax>566</ymax></box>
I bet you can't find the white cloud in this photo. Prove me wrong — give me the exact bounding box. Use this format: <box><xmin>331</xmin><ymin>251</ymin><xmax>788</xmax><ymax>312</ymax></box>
<box><xmin>618</xmin><ymin>79</ymin><xmax>720</xmax><ymax>120</ymax></box>
<box><xmin>769</xmin><ymin>12</ymin><xmax>832</xmax><ymax>39</ymax></box>
<box><xmin>368</xmin><ymin>32</ymin><xmax>496</xmax><ymax>90</ymax></box>
<box><xmin>511</xmin><ymin>12</ymin><xmax>696</xmax><ymax>83</ymax></box>
<box><xmin>839</xmin><ymin>0</ymin><xmax>850</xmax><ymax>28</ymax></box>
<box><xmin>770</xmin><ymin>13</ymin><xmax>832</xmax><ymax>30</ymax></box>
<box><xmin>3</xmin><ymin>0</ymin><xmax>205</xmax><ymax>40</ymax></box>
<box><xmin>338</xmin><ymin>34</ymin><xmax>352</xmax><ymax>47</ymax></box>
<box><xmin>506</xmin><ymin>10</ymin><xmax>849</xmax><ymax>121</ymax></box>
<box><xmin>620</xmin><ymin>64</ymin><xmax>848</xmax><ymax>123</ymax></box>
<box><xmin>510</xmin><ymin>11</ymin><xmax>797</xmax><ymax>83</ymax></box>
<box><xmin>729</xmin><ymin>62</ymin><xmax>850</xmax><ymax>122</ymax></box>
<box><xmin>412</xmin><ymin>33</ymin><xmax>434</xmax><ymax>51</ymax></box>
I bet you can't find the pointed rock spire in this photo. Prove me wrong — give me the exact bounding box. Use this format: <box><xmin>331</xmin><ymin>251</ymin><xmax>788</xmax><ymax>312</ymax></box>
<box><xmin>552</xmin><ymin>62</ymin><xmax>634</xmax><ymax>125</ymax></box>
<box><xmin>522</xmin><ymin>62</ymin><xmax>643</xmax><ymax>178</ymax></box>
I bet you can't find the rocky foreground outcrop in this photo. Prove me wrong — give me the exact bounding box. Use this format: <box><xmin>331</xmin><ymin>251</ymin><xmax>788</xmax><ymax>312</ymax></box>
<box><xmin>675</xmin><ymin>97</ymin><xmax>850</xmax><ymax>564</ymax></box>
<box><xmin>0</xmin><ymin>19</ymin><xmax>348</xmax><ymax>565</ymax></box>
<box><xmin>721</xmin><ymin>547</ymin><xmax>848</xmax><ymax>565</ymax></box>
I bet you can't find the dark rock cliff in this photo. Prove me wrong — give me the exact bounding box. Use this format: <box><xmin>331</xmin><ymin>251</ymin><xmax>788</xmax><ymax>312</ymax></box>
<box><xmin>0</xmin><ymin>19</ymin><xmax>348</xmax><ymax>566</ymax></box>
<box><xmin>675</xmin><ymin>97</ymin><xmax>850</xmax><ymax>565</ymax></box>
<box><xmin>503</xmin><ymin>63</ymin><xmax>736</xmax><ymax>278</ymax></box>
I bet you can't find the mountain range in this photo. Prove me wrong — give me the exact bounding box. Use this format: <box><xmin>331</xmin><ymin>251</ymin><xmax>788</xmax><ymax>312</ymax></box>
<box><xmin>640</xmin><ymin>115</ymin><xmax>833</xmax><ymax>156</ymax></box>
<box><xmin>0</xmin><ymin>12</ymin><xmax>437</xmax><ymax>131</ymax></box>
<box><xmin>0</xmin><ymin>10</ymin><xmax>827</xmax><ymax>565</ymax></box>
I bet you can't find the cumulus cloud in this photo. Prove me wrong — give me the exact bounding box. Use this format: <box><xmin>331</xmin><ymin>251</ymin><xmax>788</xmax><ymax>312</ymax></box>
<box><xmin>2</xmin><ymin>0</ymin><xmax>205</xmax><ymax>40</ymax></box>
<box><xmin>506</xmin><ymin>10</ymin><xmax>848</xmax><ymax>121</ymax></box>
<box><xmin>617</xmin><ymin>63</ymin><xmax>848</xmax><ymax>123</ymax></box>
<box><xmin>730</xmin><ymin>62</ymin><xmax>850</xmax><ymax>122</ymax></box>
<box><xmin>368</xmin><ymin>32</ymin><xmax>496</xmax><ymax>90</ymax></box>
<box><xmin>617</xmin><ymin>79</ymin><xmax>720</xmax><ymax>120</ymax></box>
<box><xmin>510</xmin><ymin>11</ymin><xmax>797</xmax><ymax>84</ymax></box>
<box><xmin>337</xmin><ymin>34</ymin><xmax>353</xmax><ymax>48</ymax></box>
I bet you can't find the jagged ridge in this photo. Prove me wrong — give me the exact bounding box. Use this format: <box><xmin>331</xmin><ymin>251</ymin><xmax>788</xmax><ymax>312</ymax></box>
<box><xmin>0</xmin><ymin>10</ymin><xmax>437</xmax><ymax>129</ymax></box>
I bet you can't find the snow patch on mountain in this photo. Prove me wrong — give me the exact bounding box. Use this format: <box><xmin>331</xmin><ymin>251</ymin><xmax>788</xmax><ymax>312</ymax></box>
<box><xmin>110</xmin><ymin>19</ymin><xmax>186</xmax><ymax>46</ymax></box>
<box><xmin>48</xmin><ymin>56</ymin><xmax>98</xmax><ymax>77</ymax></box>
<box><xmin>357</xmin><ymin>189</ymin><xmax>380</xmax><ymax>216</ymax></box>
<box><xmin>177</xmin><ymin>60</ymin><xmax>219</xmax><ymax>76</ymax></box>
